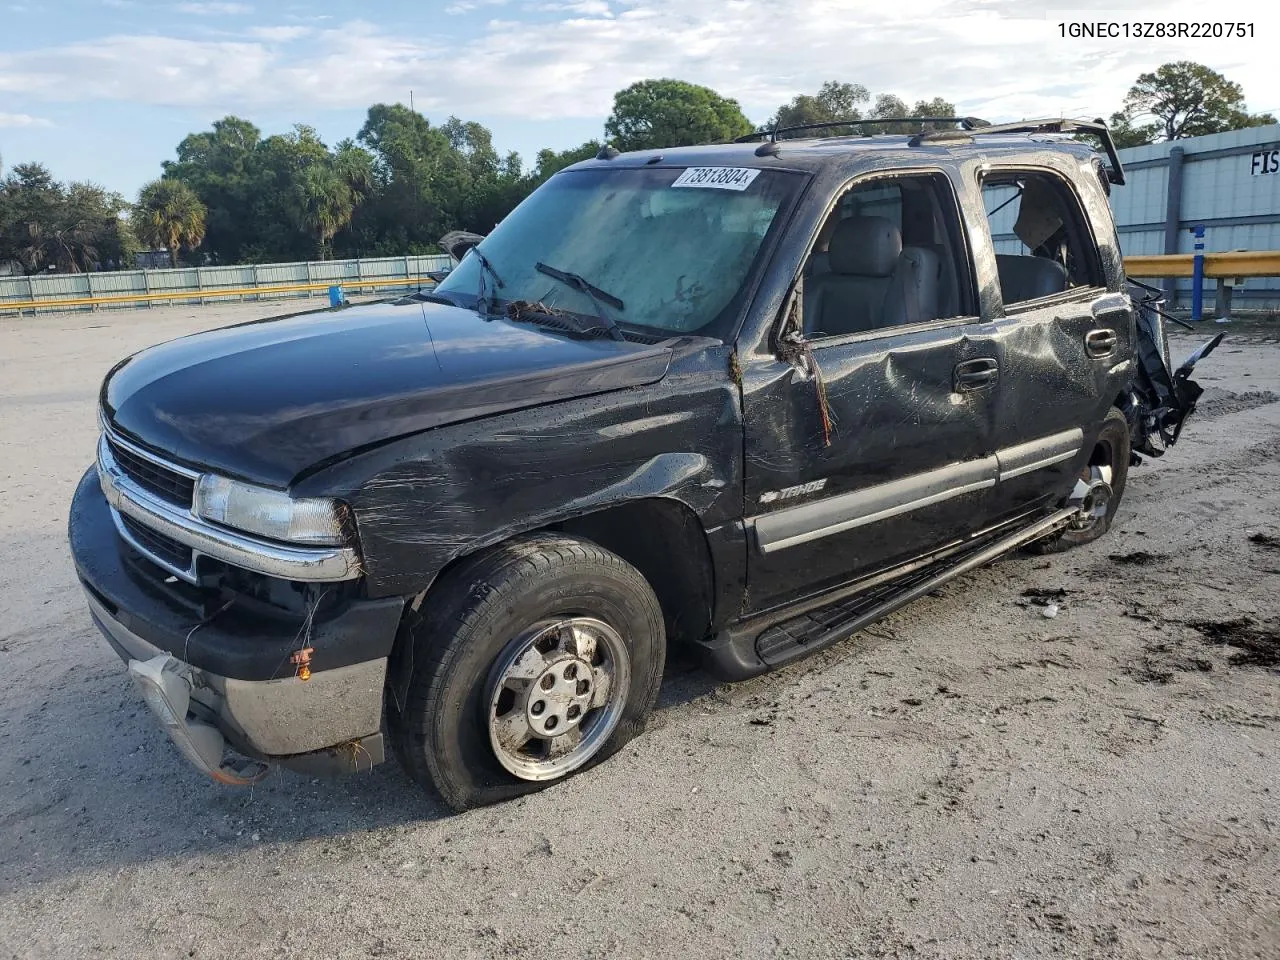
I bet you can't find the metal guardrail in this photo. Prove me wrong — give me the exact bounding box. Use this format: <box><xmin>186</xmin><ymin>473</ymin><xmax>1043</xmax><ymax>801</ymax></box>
<box><xmin>1124</xmin><ymin>247</ymin><xmax>1280</xmax><ymax>321</ymax></box>
<box><xmin>0</xmin><ymin>253</ymin><xmax>453</xmax><ymax>316</ymax></box>
<box><xmin>0</xmin><ymin>275</ymin><xmax>438</xmax><ymax>314</ymax></box>
<box><xmin>1122</xmin><ymin>251</ymin><xmax>1280</xmax><ymax>278</ymax></box>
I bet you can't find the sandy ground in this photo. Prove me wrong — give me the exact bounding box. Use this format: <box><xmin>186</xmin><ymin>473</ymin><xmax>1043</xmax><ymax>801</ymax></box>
<box><xmin>1</xmin><ymin>303</ymin><xmax>1278</xmax><ymax>960</ymax></box>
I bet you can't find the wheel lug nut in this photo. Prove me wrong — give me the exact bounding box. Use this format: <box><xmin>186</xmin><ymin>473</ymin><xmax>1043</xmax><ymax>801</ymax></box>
<box><xmin>564</xmin><ymin>663</ymin><xmax>578</xmax><ymax>680</ymax></box>
<box><xmin>545</xmin><ymin>716</ymin><xmax>558</xmax><ymax>731</ymax></box>
<box><xmin>576</xmin><ymin>679</ymin><xmax>590</xmax><ymax>696</ymax></box>
<box><xmin>540</xmin><ymin>673</ymin><xmax>555</xmax><ymax>691</ymax></box>
<box><xmin>531</xmin><ymin>700</ymin><xmax>545</xmax><ymax>716</ymax></box>
<box><xmin>567</xmin><ymin>705</ymin><xmax>580</xmax><ymax>720</ymax></box>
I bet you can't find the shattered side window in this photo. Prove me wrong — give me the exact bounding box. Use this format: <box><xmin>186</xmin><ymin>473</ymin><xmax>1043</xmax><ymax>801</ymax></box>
<box><xmin>982</xmin><ymin>172</ymin><xmax>1103</xmax><ymax>306</ymax></box>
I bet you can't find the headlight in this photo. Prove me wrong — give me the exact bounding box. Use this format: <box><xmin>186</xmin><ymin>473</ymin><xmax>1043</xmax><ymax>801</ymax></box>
<box><xmin>194</xmin><ymin>474</ymin><xmax>347</xmax><ymax>545</ymax></box>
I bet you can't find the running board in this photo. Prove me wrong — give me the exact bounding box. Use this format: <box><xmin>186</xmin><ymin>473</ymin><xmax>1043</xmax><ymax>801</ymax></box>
<box><xmin>699</xmin><ymin>507</ymin><xmax>1076</xmax><ymax>680</ymax></box>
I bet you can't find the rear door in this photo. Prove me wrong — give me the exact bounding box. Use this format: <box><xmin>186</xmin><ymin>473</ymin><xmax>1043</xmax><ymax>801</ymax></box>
<box><xmin>740</xmin><ymin>170</ymin><xmax>1003</xmax><ymax>613</ymax></box>
<box><xmin>972</xmin><ymin>167</ymin><xmax>1135</xmax><ymax>522</ymax></box>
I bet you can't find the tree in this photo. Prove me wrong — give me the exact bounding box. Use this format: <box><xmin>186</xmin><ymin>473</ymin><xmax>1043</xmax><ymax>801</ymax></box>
<box><xmin>1105</xmin><ymin>111</ymin><xmax>1156</xmax><ymax>149</ymax></box>
<box><xmin>767</xmin><ymin>83</ymin><xmax>955</xmax><ymax>137</ymax></box>
<box><xmin>1112</xmin><ymin>61</ymin><xmax>1276</xmax><ymax>144</ymax></box>
<box><xmin>353</xmin><ymin>103</ymin><xmax>463</xmax><ymax>253</ymax></box>
<box><xmin>351</xmin><ymin>103</ymin><xmax>534</xmax><ymax>251</ymax></box>
<box><xmin>56</xmin><ymin>182</ymin><xmax>135</xmax><ymax>272</ymax></box>
<box><xmin>768</xmin><ymin>81</ymin><xmax>870</xmax><ymax>137</ymax></box>
<box><xmin>297</xmin><ymin>166</ymin><xmax>354</xmax><ymax>260</ymax></box>
<box><xmin>605</xmin><ymin>79</ymin><xmax>753</xmax><ymax>151</ymax></box>
<box><xmin>163</xmin><ymin>118</ymin><xmax>380</xmax><ymax>263</ymax></box>
<box><xmin>163</xmin><ymin>116</ymin><xmax>262</xmax><ymax>263</ymax></box>
<box><xmin>0</xmin><ymin>163</ymin><xmax>60</xmax><ymax>273</ymax></box>
<box><xmin>866</xmin><ymin>94</ymin><xmax>957</xmax><ymax>134</ymax></box>
<box><xmin>0</xmin><ymin>162</ymin><xmax>133</xmax><ymax>274</ymax></box>
<box><xmin>134</xmin><ymin>179</ymin><xmax>206</xmax><ymax>267</ymax></box>
<box><xmin>534</xmin><ymin>141</ymin><xmax>603</xmax><ymax>181</ymax></box>
<box><xmin>295</xmin><ymin>142</ymin><xmax>373</xmax><ymax>259</ymax></box>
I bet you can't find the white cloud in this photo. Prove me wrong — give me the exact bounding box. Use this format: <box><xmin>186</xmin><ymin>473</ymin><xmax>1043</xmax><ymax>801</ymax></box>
<box><xmin>528</xmin><ymin>0</ymin><xmax>613</xmax><ymax>14</ymax></box>
<box><xmin>176</xmin><ymin>2</ymin><xmax>252</xmax><ymax>14</ymax></box>
<box><xmin>246</xmin><ymin>25</ymin><xmax>311</xmax><ymax>42</ymax></box>
<box><xmin>0</xmin><ymin>0</ymin><xmax>1273</xmax><ymax>127</ymax></box>
<box><xmin>0</xmin><ymin>112</ymin><xmax>52</xmax><ymax>127</ymax></box>
<box><xmin>445</xmin><ymin>0</ymin><xmax>508</xmax><ymax>13</ymax></box>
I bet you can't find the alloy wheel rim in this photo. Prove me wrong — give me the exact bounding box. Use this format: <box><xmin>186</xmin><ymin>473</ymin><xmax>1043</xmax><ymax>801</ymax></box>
<box><xmin>1068</xmin><ymin>463</ymin><xmax>1113</xmax><ymax>531</ymax></box>
<box><xmin>485</xmin><ymin>617</ymin><xmax>630</xmax><ymax>782</ymax></box>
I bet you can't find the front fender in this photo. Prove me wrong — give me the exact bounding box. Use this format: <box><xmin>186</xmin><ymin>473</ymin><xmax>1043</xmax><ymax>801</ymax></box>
<box><xmin>301</xmin><ymin>344</ymin><xmax>742</xmax><ymax>599</ymax></box>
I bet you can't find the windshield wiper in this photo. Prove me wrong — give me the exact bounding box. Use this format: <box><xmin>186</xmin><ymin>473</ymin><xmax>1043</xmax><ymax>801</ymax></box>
<box><xmin>534</xmin><ymin>261</ymin><xmax>626</xmax><ymax>342</ymax></box>
<box><xmin>471</xmin><ymin>247</ymin><xmax>505</xmax><ymax>317</ymax></box>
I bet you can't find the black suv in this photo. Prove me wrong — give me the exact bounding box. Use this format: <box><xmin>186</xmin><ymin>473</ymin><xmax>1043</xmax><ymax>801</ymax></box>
<box><xmin>69</xmin><ymin>119</ymin><xmax>1217</xmax><ymax>810</ymax></box>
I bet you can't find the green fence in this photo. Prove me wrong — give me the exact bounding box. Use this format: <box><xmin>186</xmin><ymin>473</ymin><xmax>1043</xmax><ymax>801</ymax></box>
<box><xmin>0</xmin><ymin>254</ymin><xmax>455</xmax><ymax>315</ymax></box>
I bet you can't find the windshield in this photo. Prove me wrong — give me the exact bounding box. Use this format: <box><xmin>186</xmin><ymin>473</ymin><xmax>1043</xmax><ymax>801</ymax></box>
<box><xmin>435</xmin><ymin>166</ymin><xmax>801</xmax><ymax>339</ymax></box>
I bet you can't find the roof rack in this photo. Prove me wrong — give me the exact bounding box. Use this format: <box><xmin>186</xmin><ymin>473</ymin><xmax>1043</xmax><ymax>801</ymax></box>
<box><xmin>910</xmin><ymin>117</ymin><xmax>1127</xmax><ymax>185</ymax></box>
<box><xmin>734</xmin><ymin>116</ymin><xmax>991</xmax><ymax>144</ymax></box>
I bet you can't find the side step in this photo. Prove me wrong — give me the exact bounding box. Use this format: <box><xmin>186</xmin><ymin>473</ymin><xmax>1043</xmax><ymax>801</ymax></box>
<box><xmin>699</xmin><ymin>507</ymin><xmax>1076</xmax><ymax>681</ymax></box>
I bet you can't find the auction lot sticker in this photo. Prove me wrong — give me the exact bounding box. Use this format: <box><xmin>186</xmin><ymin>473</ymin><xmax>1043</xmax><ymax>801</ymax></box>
<box><xmin>671</xmin><ymin>167</ymin><xmax>761</xmax><ymax>191</ymax></box>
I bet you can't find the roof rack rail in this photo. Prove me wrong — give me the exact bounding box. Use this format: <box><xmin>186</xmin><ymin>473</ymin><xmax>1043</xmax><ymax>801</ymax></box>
<box><xmin>910</xmin><ymin>117</ymin><xmax>1126</xmax><ymax>185</ymax></box>
<box><xmin>733</xmin><ymin>116</ymin><xmax>990</xmax><ymax>144</ymax></box>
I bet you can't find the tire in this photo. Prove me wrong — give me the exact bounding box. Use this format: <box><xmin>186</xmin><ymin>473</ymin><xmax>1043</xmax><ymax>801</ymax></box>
<box><xmin>1026</xmin><ymin>407</ymin><xmax>1131</xmax><ymax>554</ymax></box>
<box><xmin>389</xmin><ymin>534</ymin><xmax>666</xmax><ymax>812</ymax></box>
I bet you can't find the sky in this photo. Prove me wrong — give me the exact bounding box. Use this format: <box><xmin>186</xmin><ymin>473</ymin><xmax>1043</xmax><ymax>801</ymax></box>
<box><xmin>0</xmin><ymin>0</ymin><xmax>1272</xmax><ymax>198</ymax></box>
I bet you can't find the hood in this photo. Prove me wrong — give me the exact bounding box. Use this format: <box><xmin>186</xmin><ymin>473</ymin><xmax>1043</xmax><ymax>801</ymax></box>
<box><xmin>438</xmin><ymin>230</ymin><xmax>484</xmax><ymax>262</ymax></box>
<box><xmin>103</xmin><ymin>300</ymin><xmax>673</xmax><ymax>487</ymax></box>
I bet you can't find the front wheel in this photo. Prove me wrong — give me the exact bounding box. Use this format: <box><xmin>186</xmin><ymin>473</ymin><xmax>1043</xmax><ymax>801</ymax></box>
<box><xmin>390</xmin><ymin>534</ymin><xmax>666</xmax><ymax>811</ymax></box>
<box><xmin>1027</xmin><ymin>407</ymin><xmax>1130</xmax><ymax>554</ymax></box>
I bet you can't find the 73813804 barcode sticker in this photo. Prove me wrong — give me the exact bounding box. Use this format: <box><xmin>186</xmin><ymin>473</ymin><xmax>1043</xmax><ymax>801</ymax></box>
<box><xmin>670</xmin><ymin>167</ymin><xmax>761</xmax><ymax>191</ymax></box>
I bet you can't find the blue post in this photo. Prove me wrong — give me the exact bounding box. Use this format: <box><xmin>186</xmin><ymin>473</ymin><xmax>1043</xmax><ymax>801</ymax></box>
<box><xmin>1190</xmin><ymin>224</ymin><xmax>1205</xmax><ymax>321</ymax></box>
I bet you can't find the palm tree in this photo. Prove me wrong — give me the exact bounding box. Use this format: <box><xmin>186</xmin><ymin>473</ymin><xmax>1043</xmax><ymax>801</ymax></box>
<box><xmin>134</xmin><ymin>179</ymin><xmax>206</xmax><ymax>268</ymax></box>
<box><xmin>298</xmin><ymin>165</ymin><xmax>355</xmax><ymax>261</ymax></box>
<box><xmin>298</xmin><ymin>143</ymin><xmax>373</xmax><ymax>260</ymax></box>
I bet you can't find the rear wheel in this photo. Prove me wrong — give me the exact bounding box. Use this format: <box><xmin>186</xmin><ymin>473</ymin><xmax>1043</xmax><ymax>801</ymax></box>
<box><xmin>1027</xmin><ymin>408</ymin><xmax>1130</xmax><ymax>554</ymax></box>
<box><xmin>390</xmin><ymin>534</ymin><xmax>666</xmax><ymax>811</ymax></box>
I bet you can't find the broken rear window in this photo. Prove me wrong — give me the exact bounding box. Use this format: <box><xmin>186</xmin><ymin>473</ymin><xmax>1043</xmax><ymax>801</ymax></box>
<box><xmin>435</xmin><ymin>166</ymin><xmax>802</xmax><ymax>339</ymax></box>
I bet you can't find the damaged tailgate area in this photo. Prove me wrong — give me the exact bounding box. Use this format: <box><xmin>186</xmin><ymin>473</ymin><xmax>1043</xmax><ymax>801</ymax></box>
<box><xmin>1123</xmin><ymin>279</ymin><xmax>1223</xmax><ymax>461</ymax></box>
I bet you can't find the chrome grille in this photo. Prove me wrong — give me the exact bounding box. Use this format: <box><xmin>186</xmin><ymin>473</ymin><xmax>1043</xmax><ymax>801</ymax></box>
<box><xmin>105</xmin><ymin>433</ymin><xmax>196</xmax><ymax>508</ymax></box>
<box><xmin>96</xmin><ymin>426</ymin><xmax>361</xmax><ymax>584</ymax></box>
<box><xmin>119</xmin><ymin>513</ymin><xmax>195</xmax><ymax>574</ymax></box>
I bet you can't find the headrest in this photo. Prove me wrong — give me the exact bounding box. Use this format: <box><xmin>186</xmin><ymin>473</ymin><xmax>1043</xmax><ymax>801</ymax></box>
<box><xmin>828</xmin><ymin>216</ymin><xmax>902</xmax><ymax>277</ymax></box>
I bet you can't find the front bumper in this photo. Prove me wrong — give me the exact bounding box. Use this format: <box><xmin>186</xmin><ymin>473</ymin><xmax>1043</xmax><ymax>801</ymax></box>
<box><xmin>69</xmin><ymin>468</ymin><xmax>406</xmax><ymax>778</ymax></box>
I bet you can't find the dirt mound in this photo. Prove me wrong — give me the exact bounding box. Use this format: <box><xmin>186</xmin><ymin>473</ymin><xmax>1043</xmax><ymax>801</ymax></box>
<box><xmin>1193</xmin><ymin>389</ymin><xmax>1280</xmax><ymax>420</ymax></box>
<box><xmin>1190</xmin><ymin>617</ymin><xmax>1280</xmax><ymax>668</ymax></box>
<box><xmin>1108</xmin><ymin>551</ymin><xmax>1168</xmax><ymax>565</ymax></box>
<box><xmin>1248</xmin><ymin>531</ymin><xmax>1280</xmax><ymax>550</ymax></box>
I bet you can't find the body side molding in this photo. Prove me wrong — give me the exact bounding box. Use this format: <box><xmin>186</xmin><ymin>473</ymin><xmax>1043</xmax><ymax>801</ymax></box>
<box><xmin>751</xmin><ymin>457</ymin><xmax>999</xmax><ymax>554</ymax></box>
<box><xmin>750</xmin><ymin>427</ymin><xmax>1086</xmax><ymax>554</ymax></box>
<box><xmin>995</xmin><ymin>428</ymin><xmax>1083</xmax><ymax>481</ymax></box>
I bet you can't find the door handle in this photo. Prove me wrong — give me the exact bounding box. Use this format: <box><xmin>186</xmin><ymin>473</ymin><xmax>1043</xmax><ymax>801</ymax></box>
<box><xmin>954</xmin><ymin>358</ymin><xmax>998</xmax><ymax>392</ymax></box>
<box><xmin>1085</xmin><ymin>328</ymin><xmax>1118</xmax><ymax>358</ymax></box>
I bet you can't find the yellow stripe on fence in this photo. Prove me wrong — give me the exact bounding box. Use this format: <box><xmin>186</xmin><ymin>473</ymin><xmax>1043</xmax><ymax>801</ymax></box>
<box><xmin>0</xmin><ymin>275</ymin><xmax>438</xmax><ymax>313</ymax></box>
<box><xmin>1122</xmin><ymin>251</ymin><xmax>1280</xmax><ymax>278</ymax></box>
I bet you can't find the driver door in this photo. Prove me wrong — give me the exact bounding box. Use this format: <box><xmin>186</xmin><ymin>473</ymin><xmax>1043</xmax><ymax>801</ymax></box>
<box><xmin>740</xmin><ymin>171</ymin><xmax>1002</xmax><ymax>613</ymax></box>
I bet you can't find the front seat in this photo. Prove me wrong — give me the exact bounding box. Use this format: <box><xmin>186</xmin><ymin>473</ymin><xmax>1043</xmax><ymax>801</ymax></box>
<box><xmin>995</xmin><ymin>254</ymin><xmax>1069</xmax><ymax>305</ymax></box>
<box><xmin>805</xmin><ymin>216</ymin><xmax>940</xmax><ymax>336</ymax></box>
